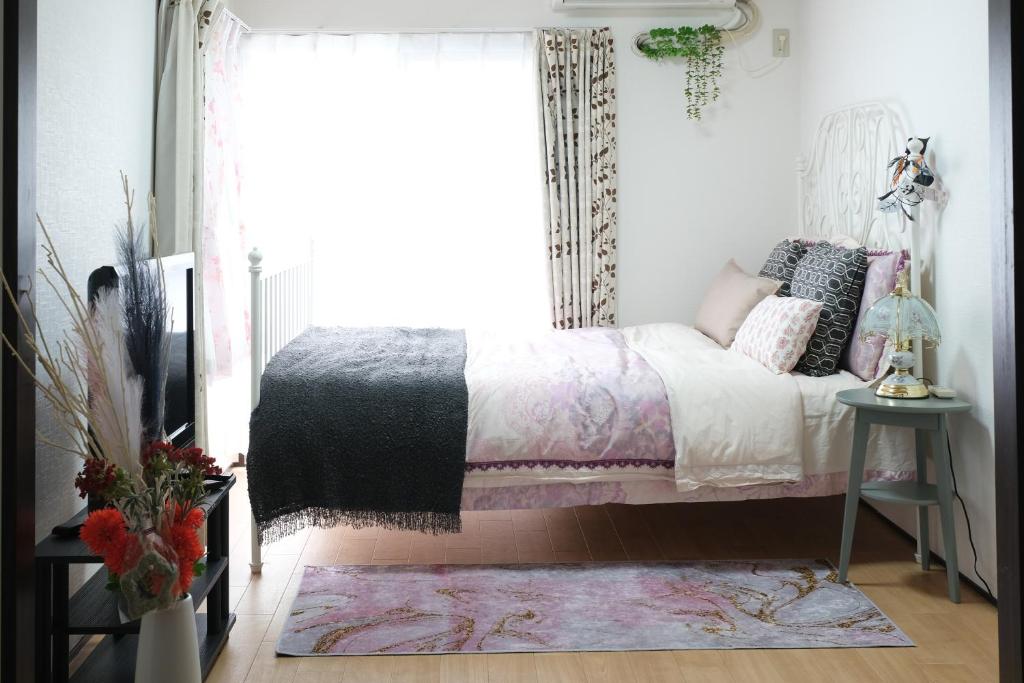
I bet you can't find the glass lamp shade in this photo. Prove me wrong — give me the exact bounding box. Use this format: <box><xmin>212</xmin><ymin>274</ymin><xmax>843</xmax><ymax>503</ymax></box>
<box><xmin>859</xmin><ymin>285</ymin><xmax>942</xmax><ymax>350</ymax></box>
<box><xmin>858</xmin><ymin>272</ymin><xmax>941</xmax><ymax>399</ymax></box>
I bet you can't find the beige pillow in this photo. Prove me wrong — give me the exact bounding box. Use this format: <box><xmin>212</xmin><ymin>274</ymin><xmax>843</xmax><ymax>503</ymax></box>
<box><xmin>695</xmin><ymin>259</ymin><xmax>781</xmax><ymax>347</ymax></box>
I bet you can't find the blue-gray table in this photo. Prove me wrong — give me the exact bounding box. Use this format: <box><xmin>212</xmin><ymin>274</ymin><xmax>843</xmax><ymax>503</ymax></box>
<box><xmin>836</xmin><ymin>387</ymin><xmax>971</xmax><ymax>603</ymax></box>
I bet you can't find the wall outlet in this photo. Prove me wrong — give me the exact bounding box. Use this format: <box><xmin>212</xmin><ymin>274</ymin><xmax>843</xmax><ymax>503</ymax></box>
<box><xmin>772</xmin><ymin>28</ymin><xmax>791</xmax><ymax>58</ymax></box>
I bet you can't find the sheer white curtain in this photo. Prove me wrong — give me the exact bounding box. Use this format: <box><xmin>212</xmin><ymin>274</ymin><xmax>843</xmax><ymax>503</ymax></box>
<box><xmin>237</xmin><ymin>32</ymin><xmax>548</xmax><ymax>330</ymax></box>
<box><xmin>156</xmin><ymin>0</ymin><xmax>224</xmax><ymax>454</ymax></box>
<box><xmin>202</xmin><ymin>12</ymin><xmax>249</xmax><ymax>466</ymax></box>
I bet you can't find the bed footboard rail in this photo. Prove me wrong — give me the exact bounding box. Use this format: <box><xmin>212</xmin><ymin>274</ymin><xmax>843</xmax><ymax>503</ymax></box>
<box><xmin>247</xmin><ymin>246</ymin><xmax>314</xmax><ymax>572</ymax></box>
<box><xmin>249</xmin><ymin>247</ymin><xmax>314</xmax><ymax>405</ymax></box>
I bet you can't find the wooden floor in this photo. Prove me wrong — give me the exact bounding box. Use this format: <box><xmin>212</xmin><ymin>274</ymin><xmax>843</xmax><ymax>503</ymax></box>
<box><xmin>192</xmin><ymin>470</ymin><xmax>997</xmax><ymax>682</ymax></box>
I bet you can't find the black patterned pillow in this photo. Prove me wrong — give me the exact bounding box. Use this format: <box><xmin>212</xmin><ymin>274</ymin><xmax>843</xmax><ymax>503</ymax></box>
<box><xmin>758</xmin><ymin>240</ymin><xmax>807</xmax><ymax>297</ymax></box>
<box><xmin>790</xmin><ymin>241</ymin><xmax>869</xmax><ymax>377</ymax></box>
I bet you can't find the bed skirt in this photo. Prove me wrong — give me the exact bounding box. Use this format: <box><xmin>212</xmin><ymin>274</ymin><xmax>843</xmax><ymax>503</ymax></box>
<box><xmin>459</xmin><ymin>469</ymin><xmax>916</xmax><ymax>510</ymax></box>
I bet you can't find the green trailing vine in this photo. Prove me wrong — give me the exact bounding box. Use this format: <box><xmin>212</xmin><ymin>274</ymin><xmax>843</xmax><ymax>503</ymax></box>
<box><xmin>638</xmin><ymin>25</ymin><xmax>725</xmax><ymax>121</ymax></box>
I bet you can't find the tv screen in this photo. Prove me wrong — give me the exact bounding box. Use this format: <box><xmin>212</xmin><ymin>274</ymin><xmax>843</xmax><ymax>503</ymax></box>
<box><xmin>88</xmin><ymin>252</ymin><xmax>196</xmax><ymax>447</ymax></box>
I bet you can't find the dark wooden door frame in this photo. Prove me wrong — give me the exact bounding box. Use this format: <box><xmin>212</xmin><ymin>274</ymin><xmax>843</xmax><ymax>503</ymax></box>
<box><xmin>1</xmin><ymin>1</ymin><xmax>37</xmax><ymax>681</ymax></box>
<box><xmin>0</xmin><ymin>2</ymin><xmax>1019</xmax><ymax>683</ymax></box>
<box><xmin>991</xmin><ymin>0</ymin><xmax>1023</xmax><ymax>681</ymax></box>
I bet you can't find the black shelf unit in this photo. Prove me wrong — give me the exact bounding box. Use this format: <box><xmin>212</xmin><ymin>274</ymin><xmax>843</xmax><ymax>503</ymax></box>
<box><xmin>35</xmin><ymin>474</ymin><xmax>236</xmax><ymax>682</ymax></box>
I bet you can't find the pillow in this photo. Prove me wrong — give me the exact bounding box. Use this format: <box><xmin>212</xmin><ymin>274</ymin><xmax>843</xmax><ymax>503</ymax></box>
<box><xmin>695</xmin><ymin>259</ymin><xmax>781</xmax><ymax>347</ymax></box>
<box><xmin>732</xmin><ymin>295</ymin><xmax>824</xmax><ymax>374</ymax></box>
<box><xmin>790</xmin><ymin>241</ymin><xmax>869</xmax><ymax>377</ymax></box>
<box><xmin>841</xmin><ymin>251</ymin><xmax>906</xmax><ymax>380</ymax></box>
<box><xmin>758</xmin><ymin>240</ymin><xmax>807</xmax><ymax>297</ymax></box>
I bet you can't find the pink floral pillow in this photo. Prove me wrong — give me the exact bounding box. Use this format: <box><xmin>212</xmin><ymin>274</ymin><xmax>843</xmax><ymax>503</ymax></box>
<box><xmin>841</xmin><ymin>251</ymin><xmax>906</xmax><ymax>380</ymax></box>
<box><xmin>731</xmin><ymin>295</ymin><xmax>824</xmax><ymax>374</ymax></box>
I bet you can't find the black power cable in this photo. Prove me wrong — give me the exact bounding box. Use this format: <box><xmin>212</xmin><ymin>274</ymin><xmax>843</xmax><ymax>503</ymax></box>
<box><xmin>945</xmin><ymin>429</ymin><xmax>996</xmax><ymax>601</ymax></box>
<box><xmin>916</xmin><ymin>378</ymin><xmax>995</xmax><ymax>601</ymax></box>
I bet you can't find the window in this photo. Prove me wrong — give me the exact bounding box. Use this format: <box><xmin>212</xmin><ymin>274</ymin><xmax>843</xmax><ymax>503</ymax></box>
<box><xmin>238</xmin><ymin>32</ymin><xmax>548</xmax><ymax>330</ymax></box>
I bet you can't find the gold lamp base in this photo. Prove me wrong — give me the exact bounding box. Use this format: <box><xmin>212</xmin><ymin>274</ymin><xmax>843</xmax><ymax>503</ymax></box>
<box><xmin>875</xmin><ymin>367</ymin><xmax>930</xmax><ymax>399</ymax></box>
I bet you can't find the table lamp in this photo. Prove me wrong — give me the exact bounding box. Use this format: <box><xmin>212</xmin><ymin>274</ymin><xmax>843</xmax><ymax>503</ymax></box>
<box><xmin>859</xmin><ymin>270</ymin><xmax>941</xmax><ymax>399</ymax></box>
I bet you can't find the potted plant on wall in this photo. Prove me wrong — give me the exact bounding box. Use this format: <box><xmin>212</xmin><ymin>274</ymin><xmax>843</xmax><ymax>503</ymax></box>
<box><xmin>1</xmin><ymin>176</ymin><xmax>221</xmax><ymax>683</ymax></box>
<box><xmin>637</xmin><ymin>24</ymin><xmax>725</xmax><ymax>121</ymax></box>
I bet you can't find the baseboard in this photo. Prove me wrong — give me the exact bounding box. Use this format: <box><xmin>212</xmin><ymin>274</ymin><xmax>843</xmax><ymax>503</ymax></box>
<box><xmin>860</xmin><ymin>500</ymin><xmax>997</xmax><ymax>606</ymax></box>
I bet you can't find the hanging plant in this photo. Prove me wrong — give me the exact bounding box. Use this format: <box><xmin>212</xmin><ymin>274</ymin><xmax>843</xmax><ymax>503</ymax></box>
<box><xmin>638</xmin><ymin>25</ymin><xmax>725</xmax><ymax>121</ymax></box>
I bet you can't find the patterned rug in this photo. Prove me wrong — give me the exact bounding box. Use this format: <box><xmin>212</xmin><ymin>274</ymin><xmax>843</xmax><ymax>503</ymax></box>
<box><xmin>277</xmin><ymin>560</ymin><xmax>912</xmax><ymax>656</ymax></box>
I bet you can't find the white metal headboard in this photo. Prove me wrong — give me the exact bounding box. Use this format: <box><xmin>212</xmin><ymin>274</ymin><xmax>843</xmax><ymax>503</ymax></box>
<box><xmin>797</xmin><ymin>102</ymin><xmax>911</xmax><ymax>247</ymax></box>
<box><xmin>796</xmin><ymin>101</ymin><xmax>925</xmax><ymax>375</ymax></box>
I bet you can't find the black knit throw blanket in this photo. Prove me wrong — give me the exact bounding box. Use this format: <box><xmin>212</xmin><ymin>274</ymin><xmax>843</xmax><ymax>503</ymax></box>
<box><xmin>248</xmin><ymin>327</ymin><xmax>467</xmax><ymax>544</ymax></box>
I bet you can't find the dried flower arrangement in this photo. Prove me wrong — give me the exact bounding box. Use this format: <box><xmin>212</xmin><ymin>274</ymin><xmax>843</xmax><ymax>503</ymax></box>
<box><xmin>1</xmin><ymin>175</ymin><xmax>221</xmax><ymax>619</ymax></box>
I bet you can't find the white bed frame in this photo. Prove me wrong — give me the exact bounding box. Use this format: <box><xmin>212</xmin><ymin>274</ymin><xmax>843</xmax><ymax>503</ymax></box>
<box><xmin>247</xmin><ymin>248</ymin><xmax>314</xmax><ymax>571</ymax></box>
<box><xmin>245</xmin><ymin>101</ymin><xmax>932</xmax><ymax>573</ymax></box>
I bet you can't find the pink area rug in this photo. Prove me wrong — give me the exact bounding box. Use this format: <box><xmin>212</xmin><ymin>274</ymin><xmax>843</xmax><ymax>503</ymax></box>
<box><xmin>277</xmin><ymin>560</ymin><xmax>912</xmax><ymax>656</ymax></box>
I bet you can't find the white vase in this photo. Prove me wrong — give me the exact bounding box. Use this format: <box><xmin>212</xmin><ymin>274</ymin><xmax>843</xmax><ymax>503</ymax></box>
<box><xmin>135</xmin><ymin>594</ymin><xmax>202</xmax><ymax>683</ymax></box>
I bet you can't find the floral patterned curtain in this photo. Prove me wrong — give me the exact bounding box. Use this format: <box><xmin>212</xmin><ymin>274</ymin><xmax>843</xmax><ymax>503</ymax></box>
<box><xmin>537</xmin><ymin>28</ymin><xmax>619</xmax><ymax>329</ymax></box>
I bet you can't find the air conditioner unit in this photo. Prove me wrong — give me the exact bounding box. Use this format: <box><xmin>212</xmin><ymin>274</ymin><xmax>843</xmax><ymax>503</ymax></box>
<box><xmin>552</xmin><ymin>0</ymin><xmax>735</xmax><ymax>10</ymax></box>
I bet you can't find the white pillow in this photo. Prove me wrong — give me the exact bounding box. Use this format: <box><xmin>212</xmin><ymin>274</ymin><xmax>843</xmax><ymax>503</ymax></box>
<box><xmin>731</xmin><ymin>295</ymin><xmax>824</xmax><ymax>374</ymax></box>
<box><xmin>694</xmin><ymin>259</ymin><xmax>781</xmax><ymax>348</ymax></box>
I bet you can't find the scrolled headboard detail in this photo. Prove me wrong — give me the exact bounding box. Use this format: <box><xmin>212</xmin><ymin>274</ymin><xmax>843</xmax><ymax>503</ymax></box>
<box><xmin>796</xmin><ymin>101</ymin><xmax>911</xmax><ymax>252</ymax></box>
<box><xmin>797</xmin><ymin>101</ymin><xmax>934</xmax><ymax>377</ymax></box>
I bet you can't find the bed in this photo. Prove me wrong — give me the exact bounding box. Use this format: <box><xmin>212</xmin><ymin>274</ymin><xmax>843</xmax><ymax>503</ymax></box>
<box><xmin>244</xmin><ymin>101</ymin><xmax>923</xmax><ymax>572</ymax></box>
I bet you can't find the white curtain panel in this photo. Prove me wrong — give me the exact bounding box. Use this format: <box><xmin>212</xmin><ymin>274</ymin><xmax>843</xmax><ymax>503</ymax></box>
<box><xmin>201</xmin><ymin>12</ymin><xmax>248</xmax><ymax>465</ymax></box>
<box><xmin>537</xmin><ymin>28</ymin><xmax>618</xmax><ymax>329</ymax></box>
<box><xmin>237</xmin><ymin>32</ymin><xmax>548</xmax><ymax>330</ymax></box>
<box><xmin>155</xmin><ymin>0</ymin><xmax>221</xmax><ymax>451</ymax></box>
<box><xmin>155</xmin><ymin>0</ymin><xmax>220</xmax><ymax>256</ymax></box>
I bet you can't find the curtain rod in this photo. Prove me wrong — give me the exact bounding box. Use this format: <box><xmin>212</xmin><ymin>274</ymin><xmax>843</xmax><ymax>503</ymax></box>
<box><xmin>218</xmin><ymin>8</ymin><xmax>253</xmax><ymax>32</ymax></box>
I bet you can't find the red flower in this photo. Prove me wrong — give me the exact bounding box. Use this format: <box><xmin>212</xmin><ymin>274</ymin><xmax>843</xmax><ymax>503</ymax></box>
<box><xmin>173</xmin><ymin>446</ymin><xmax>222</xmax><ymax>476</ymax></box>
<box><xmin>141</xmin><ymin>441</ymin><xmax>222</xmax><ymax>476</ymax></box>
<box><xmin>183</xmin><ymin>507</ymin><xmax>205</xmax><ymax>530</ymax></box>
<box><xmin>158</xmin><ymin>502</ymin><xmax>207</xmax><ymax>595</ymax></box>
<box><xmin>174</xmin><ymin>527</ymin><xmax>204</xmax><ymax>563</ymax></box>
<box><xmin>74</xmin><ymin>458</ymin><xmax>118</xmax><ymax>500</ymax></box>
<box><xmin>166</xmin><ymin>522</ymin><xmax>204</xmax><ymax>595</ymax></box>
<box><xmin>80</xmin><ymin>509</ymin><xmax>127</xmax><ymax>557</ymax></box>
<box><xmin>106</xmin><ymin>534</ymin><xmax>143</xmax><ymax>576</ymax></box>
<box><xmin>80</xmin><ymin>509</ymin><xmax>141</xmax><ymax>576</ymax></box>
<box><xmin>140</xmin><ymin>441</ymin><xmax>175</xmax><ymax>469</ymax></box>
<box><xmin>175</xmin><ymin>565</ymin><xmax>194</xmax><ymax>596</ymax></box>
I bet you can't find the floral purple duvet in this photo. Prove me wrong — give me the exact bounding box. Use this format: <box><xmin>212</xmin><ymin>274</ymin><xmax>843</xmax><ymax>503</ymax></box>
<box><xmin>464</xmin><ymin>327</ymin><xmax>677</xmax><ymax>485</ymax></box>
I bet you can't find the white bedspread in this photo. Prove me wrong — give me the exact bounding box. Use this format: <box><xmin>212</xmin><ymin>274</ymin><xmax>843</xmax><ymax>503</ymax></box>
<box><xmin>623</xmin><ymin>323</ymin><xmax>806</xmax><ymax>492</ymax></box>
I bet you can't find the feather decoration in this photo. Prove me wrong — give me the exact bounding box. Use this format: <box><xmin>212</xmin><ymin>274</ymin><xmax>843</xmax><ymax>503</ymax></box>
<box><xmin>87</xmin><ymin>286</ymin><xmax>145</xmax><ymax>475</ymax></box>
<box><xmin>116</xmin><ymin>211</ymin><xmax>169</xmax><ymax>442</ymax></box>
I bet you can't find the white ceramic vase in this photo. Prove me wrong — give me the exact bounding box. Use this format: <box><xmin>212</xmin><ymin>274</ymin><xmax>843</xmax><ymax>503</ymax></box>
<box><xmin>135</xmin><ymin>594</ymin><xmax>201</xmax><ymax>683</ymax></box>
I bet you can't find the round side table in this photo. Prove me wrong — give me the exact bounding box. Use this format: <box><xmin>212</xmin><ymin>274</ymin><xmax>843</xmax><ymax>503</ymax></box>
<box><xmin>836</xmin><ymin>387</ymin><xmax>971</xmax><ymax>603</ymax></box>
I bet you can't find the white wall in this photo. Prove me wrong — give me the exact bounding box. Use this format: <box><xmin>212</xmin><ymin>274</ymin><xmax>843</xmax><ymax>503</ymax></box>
<box><xmin>228</xmin><ymin>0</ymin><xmax>802</xmax><ymax>327</ymax></box>
<box><xmin>35</xmin><ymin>0</ymin><xmax>156</xmax><ymax>543</ymax></box>
<box><xmin>798</xmin><ymin>0</ymin><xmax>996</xmax><ymax>594</ymax></box>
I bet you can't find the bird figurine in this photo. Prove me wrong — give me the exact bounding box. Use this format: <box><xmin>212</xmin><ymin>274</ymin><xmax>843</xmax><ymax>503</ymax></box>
<box><xmin>877</xmin><ymin>137</ymin><xmax>936</xmax><ymax>220</ymax></box>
